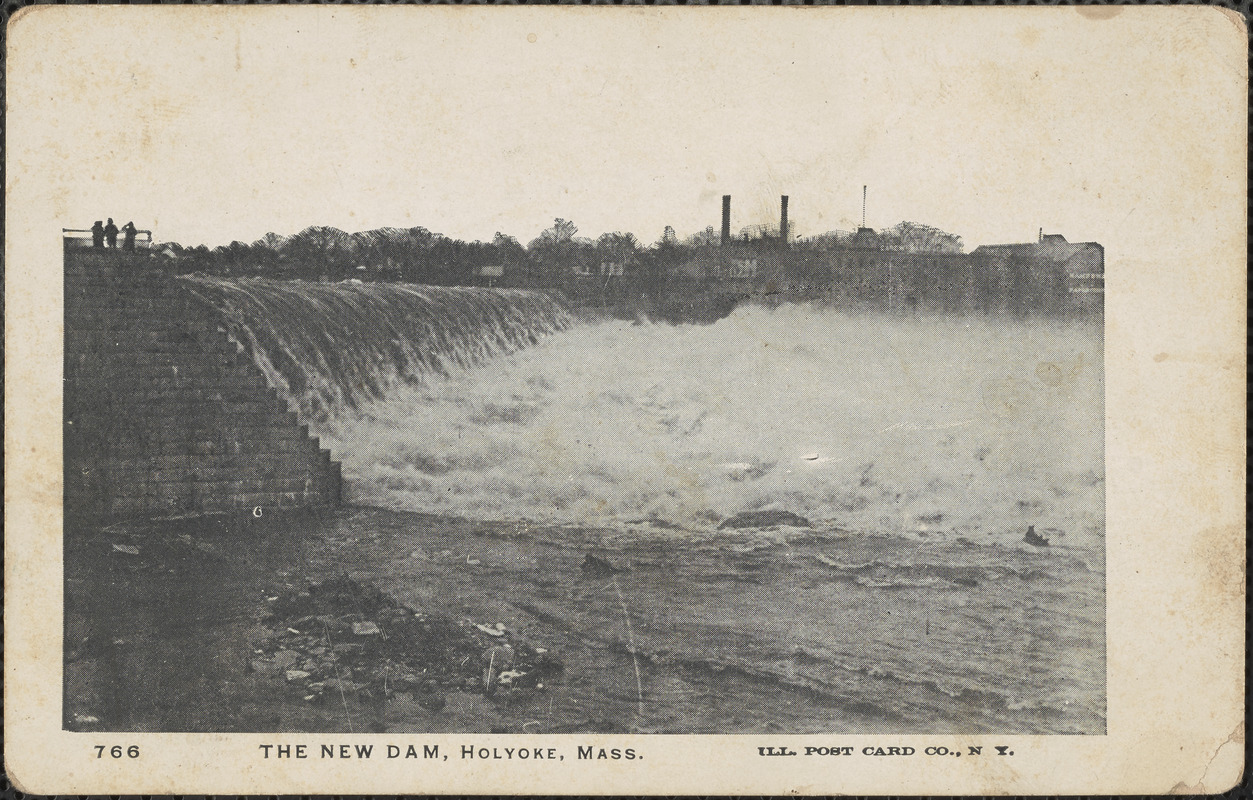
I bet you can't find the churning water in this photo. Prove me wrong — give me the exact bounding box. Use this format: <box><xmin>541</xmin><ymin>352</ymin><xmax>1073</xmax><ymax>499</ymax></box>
<box><xmin>181</xmin><ymin>276</ymin><xmax>572</xmax><ymax>421</ymax></box>
<box><xmin>322</xmin><ymin>301</ymin><xmax>1101</xmax><ymax>549</ymax></box>
<box><xmin>183</xmin><ymin>276</ymin><xmax>1105</xmax><ymax>733</ymax></box>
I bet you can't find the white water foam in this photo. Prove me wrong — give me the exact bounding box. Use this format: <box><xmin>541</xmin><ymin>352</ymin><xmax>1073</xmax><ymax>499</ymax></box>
<box><xmin>319</xmin><ymin>304</ymin><xmax>1103</xmax><ymax>544</ymax></box>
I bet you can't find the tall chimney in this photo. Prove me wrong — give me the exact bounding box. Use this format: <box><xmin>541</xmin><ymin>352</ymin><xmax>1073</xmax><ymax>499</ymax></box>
<box><xmin>721</xmin><ymin>195</ymin><xmax>731</xmax><ymax>246</ymax></box>
<box><xmin>780</xmin><ymin>195</ymin><xmax>789</xmax><ymax>246</ymax></box>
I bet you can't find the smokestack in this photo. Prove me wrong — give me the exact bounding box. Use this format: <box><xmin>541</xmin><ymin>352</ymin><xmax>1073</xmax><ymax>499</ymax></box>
<box><xmin>1039</xmin><ymin>227</ymin><xmax>1043</xmax><ymax>242</ymax></box>
<box><xmin>862</xmin><ymin>185</ymin><xmax>867</xmax><ymax>229</ymax></box>
<box><xmin>780</xmin><ymin>195</ymin><xmax>789</xmax><ymax>246</ymax></box>
<box><xmin>721</xmin><ymin>195</ymin><xmax>731</xmax><ymax>246</ymax></box>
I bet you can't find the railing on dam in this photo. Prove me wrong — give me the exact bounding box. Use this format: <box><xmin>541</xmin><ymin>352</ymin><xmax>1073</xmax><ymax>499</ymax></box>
<box><xmin>62</xmin><ymin>227</ymin><xmax>154</xmax><ymax>251</ymax></box>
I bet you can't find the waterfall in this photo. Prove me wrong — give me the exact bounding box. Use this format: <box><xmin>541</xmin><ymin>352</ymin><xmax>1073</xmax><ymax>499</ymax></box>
<box><xmin>178</xmin><ymin>275</ymin><xmax>572</xmax><ymax>422</ymax></box>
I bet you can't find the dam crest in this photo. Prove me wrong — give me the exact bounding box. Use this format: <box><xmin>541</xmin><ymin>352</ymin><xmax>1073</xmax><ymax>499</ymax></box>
<box><xmin>64</xmin><ymin>246</ymin><xmax>569</xmax><ymax>518</ymax></box>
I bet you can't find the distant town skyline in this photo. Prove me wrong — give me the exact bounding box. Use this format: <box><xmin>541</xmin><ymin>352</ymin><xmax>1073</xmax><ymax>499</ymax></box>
<box><xmin>146</xmin><ymin>195</ymin><xmax>983</xmax><ymax>252</ymax></box>
<box><xmin>9</xmin><ymin>6</ymin><xmax>1245</xmax><ymax>264</ymax></box>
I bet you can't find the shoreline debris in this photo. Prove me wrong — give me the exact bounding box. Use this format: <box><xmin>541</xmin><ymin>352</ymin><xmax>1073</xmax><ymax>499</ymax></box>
<box><xmin>254</xmin><ymin>574</ymin><xmax>561</xmax><ymax>707</ymax></box>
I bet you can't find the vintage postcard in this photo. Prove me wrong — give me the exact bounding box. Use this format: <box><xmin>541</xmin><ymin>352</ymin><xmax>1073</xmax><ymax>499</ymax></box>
<box><xmin>4</xmin><ymin>5</ymin><xmax>1245</xmax><ymax>795</ymax></box>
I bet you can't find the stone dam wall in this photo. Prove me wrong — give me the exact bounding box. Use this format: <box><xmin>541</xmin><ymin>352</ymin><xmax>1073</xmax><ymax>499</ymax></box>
<box><xmin>64</xmin><ymin>249</ymin><xmax>341</xmax><ymax>518</ymax></box>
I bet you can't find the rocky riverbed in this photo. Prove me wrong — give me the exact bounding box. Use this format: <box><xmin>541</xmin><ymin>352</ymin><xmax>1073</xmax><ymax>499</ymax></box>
<box><xmin>251</xmin><ymin>574</ymin><xmax>562</xmax><ymax>709</ymax></box>
<box><xmin>65</xmin><ymin>503</ymin><xmax>1104</xmax><ymax>735</ymax></box>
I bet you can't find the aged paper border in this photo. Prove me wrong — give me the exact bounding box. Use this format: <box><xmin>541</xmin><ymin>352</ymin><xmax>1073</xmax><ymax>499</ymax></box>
<box><xmin>4</xmin><ymin>5</ymin><xmax>1246</xmax><ymax>795</ymax></box>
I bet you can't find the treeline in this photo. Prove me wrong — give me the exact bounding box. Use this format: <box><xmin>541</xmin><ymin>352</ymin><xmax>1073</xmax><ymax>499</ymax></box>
<box><xmin>165</xmin><ymin>221</ymin><xmax>651</xmax><ymax>286</ymax></box>
<box><xmin>165</xmin><ymin>226</ymin><xmax>523</xmax><ymax>285</ymax></box>
<box><xmin>162</xmin><ymin>219</ymin><xmax>964</xmax><ymax>286</ymax></box>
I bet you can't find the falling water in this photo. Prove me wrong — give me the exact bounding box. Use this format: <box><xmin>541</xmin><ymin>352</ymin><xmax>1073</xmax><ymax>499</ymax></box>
<box><xmin>179</xmin><ymin>275</ymin><xmax>572</xmax><ymax>422</ymax></box>
<box><xmin>159</xmin><ymin>282</ymin><xmax>1103</xmax><ymax>733</ymax></box>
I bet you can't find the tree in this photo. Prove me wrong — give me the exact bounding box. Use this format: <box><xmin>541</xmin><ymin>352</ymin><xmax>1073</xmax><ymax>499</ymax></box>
<box><xmin>528</xmin><ymin>218</ymin><xmax>579</xmax><ymax>250</ymax></box>
<box><xmin>492</xmin><ymin>232</ymin><xmax>525</xmax><ymax>262</ymax></box>
<box><xmin>287</xmin><ymin>225</ymin><xmax>353</xmax><ymax>279</ymax></box>
<box><xmin>250</xmin><ymin>232</ymin><xmax>288</xmax><ymax>273</ymax></box>
<box><xmin>596</xmin><ymin>231</ymin><xmax>639</xmax><ymax>259</ymax></box>
<box><xmin>880</xmin><ymin>221</ymin><xmax>964</xmax><ymax>254</ymax></box>
<box><xmin>527</xmin><ymin>218</ymin><xmax>583</xmax><ymax>283</ymax></box>
<box><xmin>254</xmin><ymin>231</ymin><xmax>288</xmax><ymax>252</ymax></box>
<box><xmin>488</xmin><ymin>232</ymin><xmax>527</xmax><ymax>285</ymax></box>
<box><xmin>222</xmin><ymin>240</ymin><xmax>254</xmax><ymax>273</ymax></box>
<box><xmin>684</xmin><ymin>226</ymin><xmax>720</xmax><ymax>247</ymax></box>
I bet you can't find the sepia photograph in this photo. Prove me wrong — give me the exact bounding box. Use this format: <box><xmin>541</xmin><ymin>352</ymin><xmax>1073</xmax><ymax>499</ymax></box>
<box><xmin>61</xmin><ymin>199</ymin><xmax>1106</xmax><ymax>736</ymax></box>
<box><xmin>6</xmin><ymin>5</ymin><xmax>1244</xmax><ymax>795</ymax></box>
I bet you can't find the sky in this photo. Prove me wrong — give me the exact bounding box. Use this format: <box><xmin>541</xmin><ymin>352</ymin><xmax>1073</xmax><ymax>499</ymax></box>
<box><xmin>7</xmin><ymin>6</ymin><xmax>1246</xmax><ymax>261</ymax></box>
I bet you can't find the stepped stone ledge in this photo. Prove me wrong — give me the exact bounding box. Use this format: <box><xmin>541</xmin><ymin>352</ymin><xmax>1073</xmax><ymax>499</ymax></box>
<box><xmin>64</xmin><ymin>247</ymin><xmax>342</xmax><ymax>518</ymax></box>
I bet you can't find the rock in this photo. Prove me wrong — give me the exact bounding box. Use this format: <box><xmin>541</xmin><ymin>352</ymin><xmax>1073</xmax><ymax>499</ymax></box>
<box><xmin>111</xmin><ymin>544</ymin><xmax>140</xmax><ymax>555</ymax></box>
<box><xmin>250</xmin><ymin>659</ymin><xmax>280</xmax><ymax>675</ymax></box>
<box><xmin>581</xmin><ymin>553</ymin><xmax>626</xmax><ymax>576</ymax></box>
<box><xmin>272</xmin><ymin>650</ymin><xmax>300</xmax><ymax>669</ymax></box>
<box><xmin>352</xmin><ymin>621</ymin><xmax>381</xmax><ymax>636</ymax></box>
<box><xmin>1024</xmin><ymin>525</ymin><xmax>1050</xmax><ymax>547</ymax></box>
<box><xmin>496</xmin><ymin>670</ymin><xmax>525</xmax><ymax>686</ymax></box>
<box><xmin>322</xmin><ymin>678</ymin><xmax>357</xmax><ymax>693</ymax></box>
<box><xmin>475</xmin><ymin>623</ymin><xmax>505</xmax><ymax>637</ymax></box>
<box><xmin>717</xmin><ymin>509</ymin><xmax>811</xmax><ymax>530</ymax></box>
<box><xmin>285</xmin><ymin>669</ymin><xmax>311</xmax><ymax>682</ymax></box>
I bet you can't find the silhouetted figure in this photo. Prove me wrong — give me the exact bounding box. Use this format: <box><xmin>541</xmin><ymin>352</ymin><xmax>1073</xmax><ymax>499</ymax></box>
<box><xmin>122</xmin><ymin>221</ymin><xmax>137</xmax><ymax>251</ymax></box>
<box><xmin>91</xmin><ymin>221</ymin><xmax>104</xmax><ymax>248</ymax></box>
<box><xmin>104</xmin><ymin>218</ymin><xmax>118</xmax><ymax>249</ymax></box>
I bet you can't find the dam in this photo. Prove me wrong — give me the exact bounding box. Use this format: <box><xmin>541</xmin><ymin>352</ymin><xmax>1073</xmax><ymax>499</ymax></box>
<box><xmin>64</xmin><ymin>246</ymin><xmax>342</xmax><ymax>517</ymax></box>
<box><xmin>63</xmin><ymin>239</ymin><xmax>570</xmax><ymax>519</ymax></box>
<box><xmin>60</xmin><ymin>233</ymin><xmax>1105</xmax><ymax>736</ymax></box>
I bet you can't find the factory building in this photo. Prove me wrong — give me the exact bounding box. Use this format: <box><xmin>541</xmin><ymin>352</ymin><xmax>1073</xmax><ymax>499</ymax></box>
<box><xmin>674</xmin><ymin>194</ymin><xmax>1104</xmax><ymax>316</ymax></box>
<box><xmin>970</xmin><ymin>233</ymin><xmax>1105</xmax><ymax>314</ymax></box>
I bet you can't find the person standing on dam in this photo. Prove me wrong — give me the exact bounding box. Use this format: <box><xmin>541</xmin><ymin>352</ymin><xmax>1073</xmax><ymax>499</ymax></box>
<box><xmin>91</xmin><ymin>220</ymin><xmax>104</xmax><ymax>248</ymax></box>
<box><xmin>104</xmin><ymin>218</ymin><xmax>118</xmax><ymax>248</ymax></box>
<box><xmin>122</xmin><ymin>221</ymin><xmax>137</xmax><ymax>251</ymax></box>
